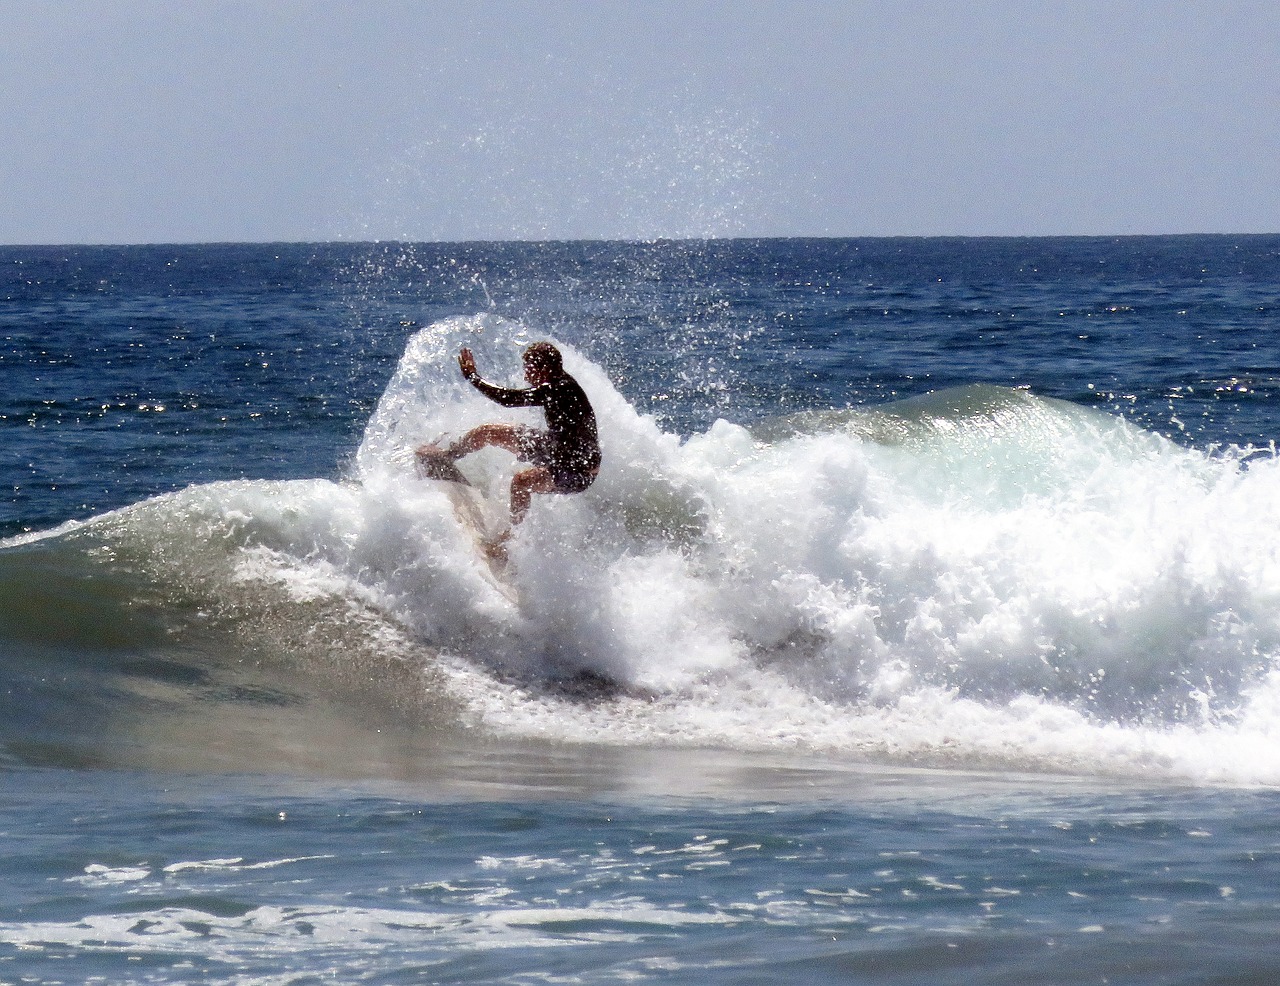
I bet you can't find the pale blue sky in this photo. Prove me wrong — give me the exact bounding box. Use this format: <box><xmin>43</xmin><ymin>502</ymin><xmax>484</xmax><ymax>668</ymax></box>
<box><xmin>2</xmin><ymin>1</ymin><xmax>1277</xmax><ymax>243</ymax></box>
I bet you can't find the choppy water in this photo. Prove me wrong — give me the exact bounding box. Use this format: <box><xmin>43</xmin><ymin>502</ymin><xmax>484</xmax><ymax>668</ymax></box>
<box><xmin>3</xmin><ymin>236</ymin><xmax>1280</xmax><ymax>983</ymax></box>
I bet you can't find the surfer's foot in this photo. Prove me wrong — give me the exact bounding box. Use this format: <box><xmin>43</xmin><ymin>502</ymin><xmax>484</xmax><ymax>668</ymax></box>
<box><xmin>481</xmin><ymin>529</ymin><xmax>511</xmax><ymax>562</ymax></box>
<box><xmin>416</xmin><ymin>442</ymin><xmax>461</xmax><ymax>465</ymax></box>
<box><xmin>415</xmin><ymin>443</ymin><xmax>459</xmax><ymax>482</ymax></box>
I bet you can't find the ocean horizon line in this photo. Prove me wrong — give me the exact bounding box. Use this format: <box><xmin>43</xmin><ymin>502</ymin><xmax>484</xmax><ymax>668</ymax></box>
<box><xmin>3</xmin><ymin>230</ymin><xmax>1278</xmax><ymax>251</ymax></box>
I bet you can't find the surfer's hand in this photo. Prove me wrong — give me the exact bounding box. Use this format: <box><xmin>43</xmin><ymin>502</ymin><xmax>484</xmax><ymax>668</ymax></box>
<box><xmin>458</xmin><ymin>348</ymin><xmax>478</xmax><ymax>381</ymax></box>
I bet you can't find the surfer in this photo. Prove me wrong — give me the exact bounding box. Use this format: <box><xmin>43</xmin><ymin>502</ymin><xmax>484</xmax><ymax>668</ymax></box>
<box><xmin>417</xmin><ymin>342</ymin><xmax>601</xmax><ymax>545</ymax></box>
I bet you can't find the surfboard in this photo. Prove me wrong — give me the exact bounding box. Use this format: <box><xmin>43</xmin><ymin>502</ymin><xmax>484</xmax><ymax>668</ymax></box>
<box><xmin>415</xmin><ymin>445</ymin><xmax>515</xmax><ymax>598</ymax></box>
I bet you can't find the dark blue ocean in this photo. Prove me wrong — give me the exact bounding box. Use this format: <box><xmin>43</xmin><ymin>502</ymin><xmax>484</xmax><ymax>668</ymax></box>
<box><xmin>3</xmin><ymin>237</ymin><xmax>1280</xmax><ymax>983</ymax></box>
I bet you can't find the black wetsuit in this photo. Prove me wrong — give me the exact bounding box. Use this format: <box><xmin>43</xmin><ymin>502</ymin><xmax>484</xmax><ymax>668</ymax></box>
<box><xmin>467</xmin><ymin>371</ymin><xmax>602</xmax><ymax>492</ymax></box>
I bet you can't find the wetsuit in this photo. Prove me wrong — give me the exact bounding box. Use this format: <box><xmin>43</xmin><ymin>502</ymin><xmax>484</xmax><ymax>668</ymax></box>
<box><xmin>465</xmin><ymin>370</ymin><xmax>602</xmax><ymax>492</ymax></box>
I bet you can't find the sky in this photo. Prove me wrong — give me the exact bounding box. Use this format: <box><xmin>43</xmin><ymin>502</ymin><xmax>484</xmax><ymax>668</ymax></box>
<box><xmin>2</xmin><ymin>0</ymin><xmax>1277</xmax><ymax>244</ymax></box>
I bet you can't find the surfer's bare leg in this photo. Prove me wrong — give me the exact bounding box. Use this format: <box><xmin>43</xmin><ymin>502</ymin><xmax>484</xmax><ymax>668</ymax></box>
<box><xmin>426</xmin><ymin>426</ymin><xmax>560</xmax><ymax>531</ymax></box>
<box><xmin>509</xmin><ymin>466</ymin><xmax>557</xmax><ymax>527</ymax></box>
<box><xmin>432</xmin><ymin>424</ymin><xmax>525</xmax><ymax>460</ymax></box>
<box><xmin>476</xmin><ymin>467</ymin><xmax>554</xmax><ymax>560</ymax></box>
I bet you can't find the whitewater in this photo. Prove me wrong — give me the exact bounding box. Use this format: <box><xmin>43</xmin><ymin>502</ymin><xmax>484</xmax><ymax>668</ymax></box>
<box><xmin>14</xmin><ymin>307</ymin><xmax>1280</xmax><ymax>788</ymax></box>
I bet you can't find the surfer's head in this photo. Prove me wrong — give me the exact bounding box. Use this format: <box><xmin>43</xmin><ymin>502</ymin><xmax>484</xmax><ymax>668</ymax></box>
<box><xmin>522</xmin><ymin>342</ymin><xmax>562</xmax><ymax>384</ymax></box>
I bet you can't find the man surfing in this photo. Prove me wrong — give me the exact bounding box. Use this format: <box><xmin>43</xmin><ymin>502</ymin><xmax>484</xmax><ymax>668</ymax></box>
<box><xmin>417</xmin><ymin>342</ymin><xmax>601</xmax><ymax>552</ymax></box>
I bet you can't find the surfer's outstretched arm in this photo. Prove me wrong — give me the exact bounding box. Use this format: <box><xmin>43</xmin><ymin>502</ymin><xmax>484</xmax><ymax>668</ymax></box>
<box><xmin>458</xmin><ymin>347</ymin><xmax>544</xmax><ymax>408</ymax></box>
<box><xmin>459</xmin><ymin>347</ymin><xmax>477</xmax><ymax>379</ymax></box>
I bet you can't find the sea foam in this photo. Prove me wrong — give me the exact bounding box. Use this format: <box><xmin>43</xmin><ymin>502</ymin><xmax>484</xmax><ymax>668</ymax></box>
<box><xmin>20</xmin><ymin>315</ymin><xmax>1280</xmax><ymax>785</ymax></box>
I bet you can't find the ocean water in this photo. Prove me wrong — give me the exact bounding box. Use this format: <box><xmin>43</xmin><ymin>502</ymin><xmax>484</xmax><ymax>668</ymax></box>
<box><xmin>3</xmin><ymin>236</ymin><xmax>1280</xmax><ymax>983</ymax></box>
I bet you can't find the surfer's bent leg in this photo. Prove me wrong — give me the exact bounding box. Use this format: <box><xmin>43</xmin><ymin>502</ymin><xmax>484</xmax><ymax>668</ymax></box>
<box><xmin>509</xmin><ymin>466</ymin><xmax>558</xmax><ymax>526</ymax></box>
<box><xmin>444</xmin><ymin>424</ymin><xmax>535</xmax><ymax>460</ymax></box>
<box><xmin>443</xmin><ymin>426</ymin><xmax>589</xmax><ymax>527</ymax></box>
<box><xmin>508</xmin><ymin>464</ymin><xmax>599</xmax><ymax>526</ymax></box>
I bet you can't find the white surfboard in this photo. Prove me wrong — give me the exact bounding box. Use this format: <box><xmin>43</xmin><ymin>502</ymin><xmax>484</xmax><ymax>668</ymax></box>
<box><xmin>416</xmin><ymin>446</ymin><xmax>516</xmax><ymax>600</ymax></box>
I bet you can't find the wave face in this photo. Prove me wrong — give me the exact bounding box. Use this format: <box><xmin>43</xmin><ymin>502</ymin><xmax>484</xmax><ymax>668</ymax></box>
<box><xmin>6</xmin><ymin>315</ymin><xmax>1280</xmax><ymax>785</ymax></box>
